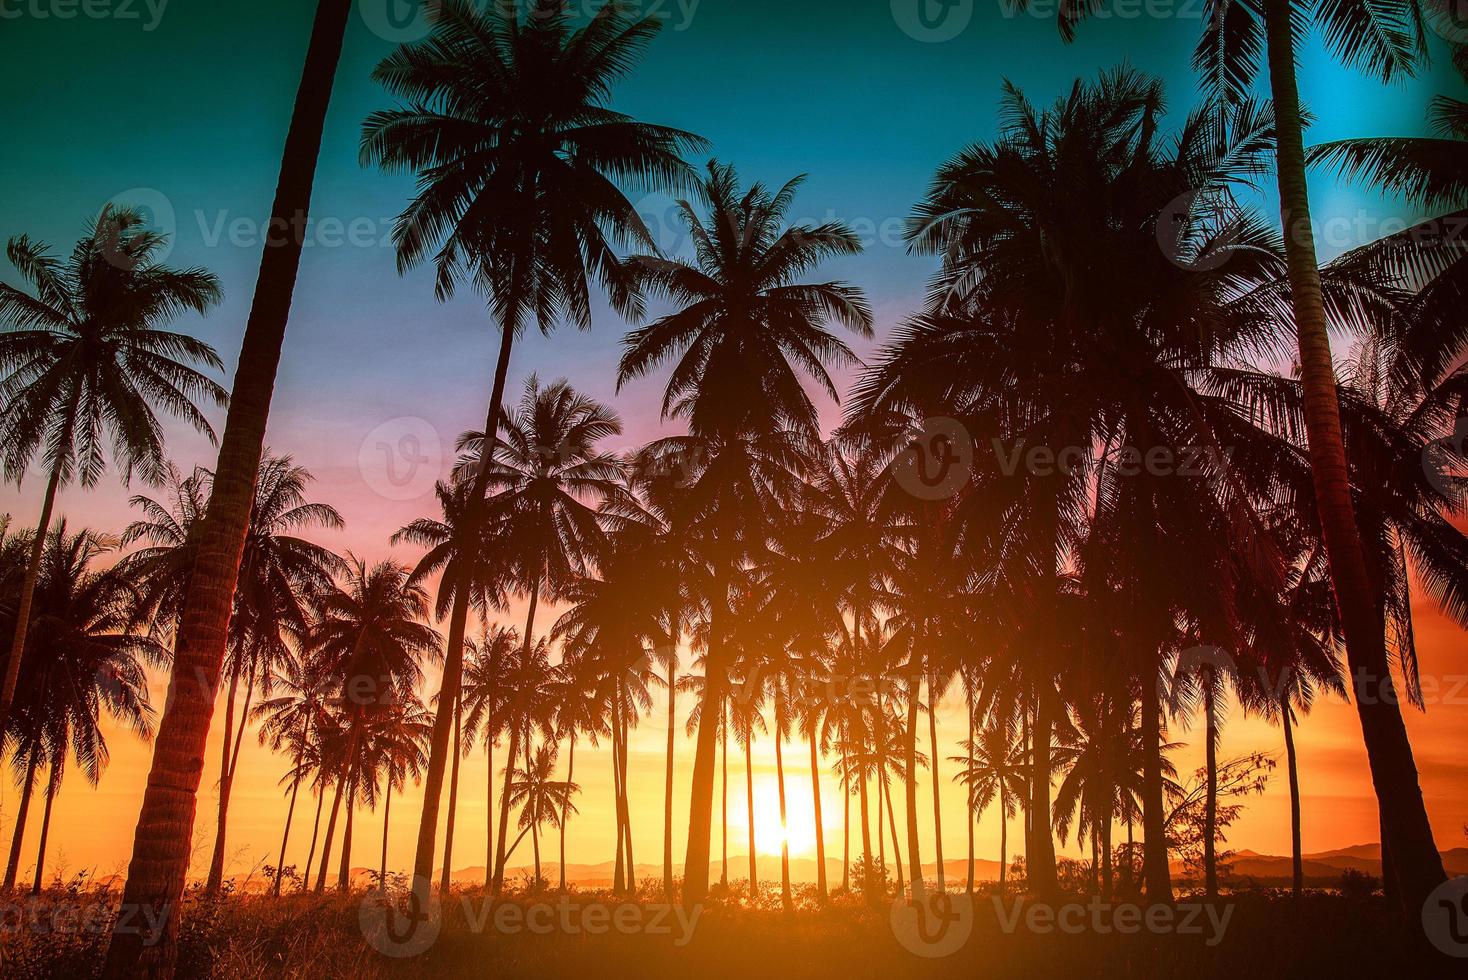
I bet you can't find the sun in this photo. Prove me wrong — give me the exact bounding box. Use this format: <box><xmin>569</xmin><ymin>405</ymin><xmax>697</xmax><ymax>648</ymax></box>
<box><xmin>737</xmin><ymin>776</ymin><xmax>820</xmax><ymax>858</ymax></box>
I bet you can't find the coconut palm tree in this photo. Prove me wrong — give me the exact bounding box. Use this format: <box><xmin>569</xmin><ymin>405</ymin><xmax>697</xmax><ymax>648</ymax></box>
<box><xmin>359</xmin><ymin>0</ymin><xmax>703</xmax><ymax>892</ymax></box>
<box><xmin>951</xmin><ymin>718</ymin><xmax>1028</xmax><ymax>894</ymax></box>
<box><xmin>104</xmin><ymin>3</ymin><xmax>354</xmax><ymax>970</ymax></box>
<box><xmin>489</xmin><ymin>637</ymin><xmax>558</xmax><ymax>891</ymax></box>
<box><xmin>459</xmin><ymin>625</ymin><xmax>518</xmax><ymax>888</ymax></box>
<box><xmin>1</xmin><ymin>524</ymin><xmax>159</xmax><ymax>893</ymax></box>
<box><xmin>0</xmin><ymin>210</ymin><xmax>223</xmax><ymax>744</ymax></box>
<box><xmin>119</xmin><ymin>452</ymin><xmax>344</xmax><ymax>894</ymax></box>
<box><xmin>308</xmin><ymin>559</ymin><xmax>440</xmax><ymax>892</ymax></box>
<box><xmin>618</xmin><ymin>160</ymin><xmax>873</xmax><ymax>903</ymax></box>
<box><xmin>505</xmin><ymin>744</ymin><xmax>579</xmax><ymax>887</ymax></box>
<box><xmin>359</xmin><ymin>696</ymin><xmax>433</xmax><ymax>892</ymax></box>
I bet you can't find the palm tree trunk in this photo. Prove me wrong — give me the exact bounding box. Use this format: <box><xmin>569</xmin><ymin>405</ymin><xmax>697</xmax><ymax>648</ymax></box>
<box><xmin>493</xmin><ymin>725</ymin><xmax>520</xmax><ymax>893</ymax></box>
<box><xmin>379</xmin><ymin>786</ymin><xmax>392</xmax><ymax>892</ymax></box>
<box><xmin>1203</xmin><ymin>671</ymin><xmax>1219</xmax><ymax>898</ymax></box>
<box><xmin>207</xmin><ymin>668</ymin><xmax>254</xmax><ymax>894</ymax></box>
<box><xmin>272</xmin><ymin>721</ymin><xmax>310</xmax><ymax>897</ymax></box>
<box><xmin>883</xmin><ymin>774</ymin><xmax>905</xmax><ymax>892</ymax></box>
<box><xmin>965</xmin><ymin>688</ymin><xmax>975</xmax><ymax>895</ymax></box>
<box><xmin>3</xmin><ymin>750</ymin><xmax>39</xmax><ymax>892</ymax></box>
<box><xmin>927</xmin><ymin>671</ymin><xmax>946</xmax><ymax>892</ymax></box>
<box><xmin>1139</xmin><ymin>670</ymin><xmax>1172</xmax><ymax>902</ymax></box>
<box><xmin>613</xmin><ymin>708</ymin><xmax>626</xmax><ymax>893</ymax></box>
<box><xmin>720</xmin><ymin>714</ymin><xmax>729</xmax><ymax>889</ymax></box>
<box><xmin>102</xmin><ymin>3</ymin><xmax>353</xmax><ymax>974</ymax></box>
<box><xmin>485</xmin><ymin>737</ymin><xmax>494</xmax><ymax>889</ymax></box>
<box><xmin>682</xmin><ymin>569</ymin><xmax>728</xmax><ymax>906</ymax></box>
<box><xmin>0</xmin><ymin>439</ymin><xmax>67</xmax><ymax>737</ymax></box>
<box><xmin>30</xmin><ymin>758</ymin><xmax>60</xmax><ymax>895</ymax></box>
<box><xmin>744</xmin><ymin>734</ymin><xmax>757</xmax><ymax>898</ymax></box>
<box><xmin>903</xmin><ymin>672</ymin><xmax>924</xmax><ymax>901</ymax></box>
<box><xmin>314</xmin><ymin>758</ymin><xmax>349</xmax><ymax>893</ymax></box>
<box><xmin>336</xmin><ymin>770</ymin><xmax>357</xmax><ymax>891</ymax></box>
<box><xmin>493</xmin><ymin>587</ymin><xmax>539</xmax><ymax>893</ymax></box>
<box><xmin>618</xmin><ymin>707</ymin><xmax>634</xmax><ymax>890</ymax></box>
<box><xmin>1262</xmin><ymin>0</ymin><xmax>1445</xmax><ymax>914</ymax></box>
<box><xmin>440</xmin><ymin>690</ymin><xmax>462</xmax><ymax>893</ymax></box>
<box><xmin>998</xmin><ymin>787</ymin><xmax>1008</xmax><ymax>893</ymax></box>
<box><xmin>1282</xmin><ymin>696</ymin><xmax>1303</xmax><ymax>898</ymax></box>
<box><xmin>774</xmin><ymin>715</ymin><xmax>792</xmax><ymax>911</ymax></box>
<box><xmin>808</xmin><ymin>725</ymin><xmax>827</xmax><ymax>903</ymax></box>
<box><xmin>412</xmin><ymin>313</ymin><xmax>518</xmax><ymax>899</ymax></box>
<box><xmin>301</xmin><ymin>777</ymin><xmax>328</xmax><ymax>893</ymax></box>
<box><xmin>559</xmin><ymin>733</ymin><xmax>575</xmax><ymax>891</ymax></box>
<box><xmin>842</xmin><ymin>752</ymin><xmax>851</xmax><ymax>894</ymax></box>
<box><xmin>663</xmin><ymin>654</ymin><xmax>676</xmax><ymax>898</ymax></box>
<box><xmin>1029</xmin><ymin>677</ymin><xmax>1058</xmax><ymax>895</ymax></box>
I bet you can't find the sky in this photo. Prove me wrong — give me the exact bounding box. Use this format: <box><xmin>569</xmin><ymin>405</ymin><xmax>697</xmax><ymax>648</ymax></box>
<box><xmin>1</xmin><ymin>0</ymin><xmax>1466</xmax><ymax>885</ymax></box>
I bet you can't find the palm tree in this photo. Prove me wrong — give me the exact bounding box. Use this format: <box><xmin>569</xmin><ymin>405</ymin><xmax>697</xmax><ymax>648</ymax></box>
<box><xmin>618</xmin><ymin>160</ymin><xmax>873</xmax><ymax>903</ymax></box>
<box><xmin>0</xmin><ymin>209</ymin><xmax>223</xmax><ymax>743</ymax></box>
<box><xmin>104</xmin><ymin>2</ymin><xmax>354</xmax><ymax>971</ymax></box>
<box><xmin>505</xmin><ymin>744</ymin><xmax>579</xmax><ymax>887</ymax></box>
<box><xmin>1</xmin><ymin>524</ymin><xmax>159</xmax><ymax>893</ymax></box>
<box><xmin>121</xmin><ymin>452</ymin><xmax>343</xmax><ymax>894</ymax></box>
<box><xmin>490</xmin><ymin>637</ymin><xmax>557</xmax><ymax>891</ymax></box>
<box><xmin>359</xmin><ymin>0</ymin><xmax>702</xmax><ymax>893</ymax></box>
<box><xmin>460</xmin><ymin>625</ymin><xmax>518</xmax><ymax>887</ymax></box>
<box><xmin>360</xmin><ymin>697</ymin><xmax>433</xmax><ymax>892</ymax></box>
<box><xmin>1045</xmin><ymin>0</ymin><xmax>1449</xmax><ymax>910</ymax></box>
<box><xmin>951</xmin><ymin>718</ymin><xmax>1027</xmax><ymax>894</ymax></box>
<box><xmin>549</xmin><ymin>655</ymin><xmax>611</xmax><ymax>891</ymax></box>
<box><xmin>309</xmin><ymin>558</ymin><xmax>440</xmax><ymax>892</ymax></box>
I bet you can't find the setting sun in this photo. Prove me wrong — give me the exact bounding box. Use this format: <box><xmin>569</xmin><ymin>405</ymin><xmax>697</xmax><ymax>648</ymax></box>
<box><xmin>736</xmin><ymin>776</ymin><xmax>822</xmax><ymax>858</ymax></box>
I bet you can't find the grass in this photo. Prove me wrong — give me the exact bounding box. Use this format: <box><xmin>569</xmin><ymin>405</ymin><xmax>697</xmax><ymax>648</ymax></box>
<box><xmin>0</xmin><ymin>880</ymin><xmax>1452</xmax><ymax>979</ymax></box>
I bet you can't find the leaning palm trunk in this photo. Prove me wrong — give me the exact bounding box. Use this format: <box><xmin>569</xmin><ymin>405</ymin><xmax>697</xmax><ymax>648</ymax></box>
<box><xmin>207</xmin><ymin>669</ymin><xmax>256</xmax><ymax>894</ymax></box>
<box><xmin>998</xmin><ymin>787</ymin><xmax>1008</xmax><ymax>893</ymax></box>
<box><xmin>683</xmin><ymin>565</ymin><xmax>729</xmax><ymax>905</ymax></box>
<box><xmin>0</xmin><ymin>433</ymin><xmax>68</xmax><ymax>738</ymax></box>
<box><xmin>903</xmin><ymin>672</ymin><xmax>924</xmax><ymax>901</ymax></box>
<box><xmin>1203</xmin><ymin>672</ymin><xmax>1219</xmax><ymax>898</ymax></box>
<box><xmin>412</xmin><ymin>318</ymin><xmax>518</xmax><ymax>898</ymax></box>
<box><xmin>492</xmin><ymin>726</ymin><xmax>521</xmax><ymax>892</ymax></box>
<box><xmin>441</xmin><ymin>692</ymin><xmax>463</xmax><ymax>893</ymax></box>
<box><xmin>102</xmin><ymin>3</ymin><xmax>353</xmax><ymax>974</ymax></box>
<box><xmin>1261</xmin><ymin>0</ymin><xmax>1445</xmax><ymax>912</ymax></box>
<box><xmin>272</xmin><ymin>719</ymin><xmax>311</xmax><ymax>897</ymax></box>
<box><xmin>774</xmin><ymin>719</ymin><xmax>792</xmax><ymax>911</ymax></box>
<box><xmin>1139</xmin><ymin>671</ymin><xmax>1172</xmax><ymax>902</ymax></box>
<box><xmin>883</xmin><ymin>773</ymin><xmax>905</xmax><ymax>892</ymax></box>
<box><xmin>3</xmin><ymin>751</ymin><xmax>39</xmax><ymax>892</ymax></box>
<box><xmin>301</xmin><ymin>776</ymin><xmax>329</xmax><ymax>892</ymax></box>
<box><xmin>927</xmin><ymin>670</ymin><xmax>945</xmax><ymax>892</ymax></box>
<box><xmin>559</xmin><ymin>733</ymin><xmax>576</xmax><ymax>890</ymax></box>
<box><xmin>314</xmin><ymin>756</ymin><xmax>351</xmax><ymax>893</ymax></box>
<box><xmin>379</xmin><ymin>787</ymin><xmax>393</xmax><ymax>892</ymax></box>
<box><xmin>663</xmin><ymin>656</ymin><xmax>676</xmax><ymax>897</ymax></box>
<box><xmin>336</xmin><ymin>773</ymin><xmax>357</xmax><ymax>891</ymax></box>
<box><xmin>30</xmin><ymin>759</ymin><xmax>60</xmax><ymax>895</ymax></box>
<box><xmin>1282</xmin><ymin>695</ymin><xmax>1304</xmax><ymax>897</ymax></box>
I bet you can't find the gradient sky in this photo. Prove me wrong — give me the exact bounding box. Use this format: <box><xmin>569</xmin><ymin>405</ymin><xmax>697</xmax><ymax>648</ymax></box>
<box><xmin>2</xmin><ymin>1</ymin><xmax>1466</xmax><ymax>884</ymax></box>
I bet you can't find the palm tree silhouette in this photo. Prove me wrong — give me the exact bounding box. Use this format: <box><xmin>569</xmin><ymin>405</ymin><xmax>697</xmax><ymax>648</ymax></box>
<box><xmin>1</xmin><ymin>524</ymin><xmax>159</xmax><ymax>893</ymax></box>
<box><xmin>951</xmin><ymin>718</ymin><xmax>1027</xmax><ymax>894</ymax></box>
<box><xmin>104</xmin><ymin>2</ymin><xmax>354</xmax><ymax>969</ymax></box>
<box><xmin>459</xmin><ymin>625</ymin><xmax>518</xmax><ymax>888</ymax></box>
<box><xmin>506</xmin><ymin>744</ymin><xmax>579</xmax><ymax>888</ymax></box>
<box><xmin>0</xmin><ymin>210</ymin><xmax>223</xmax><ymax>742</ymax></box>
<box><xmin>360</xmin><ymin>0</ymin><xmax>703</xmax><ymax>892</ymax></box>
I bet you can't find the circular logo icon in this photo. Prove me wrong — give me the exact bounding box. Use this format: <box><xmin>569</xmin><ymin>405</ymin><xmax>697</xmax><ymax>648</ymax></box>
<box><xmin>359</xmin><ymin>0</ymin><xmax>438</xmax><ymax>43</ymax></box>
<box><xmin>1424</xmin><ymin>0</ymin><xmax>1468</xmax><ymax>42</ymax></box>
<box><xmin>1161</xmin><ymin>645</ymin><xmax>1237</xmax><ymax>708</ymax></box>
<box><xmin>97</xmin><ymin>189</ymin><xmax>177</xmax><ymax>269</ymax></box>
<box><xmin>358</xmin><ymin>416</ymin><xmax>443</xmax><ymax>501</ymax></box>
<box><xmin>1157</xmin><ymin>189</ymin><xmax>1241</xmax><ymax>271</ymax></box>
<box><xmin>892</xmin><ymin>417</ymin><xmax>974</xmax><ymax>501</ymax></box>
<box><xmin>890</xmin><ymin>890</ymin><xmax>973</xmax><ymax>957</ymax></box>
<box><xmin>633</xmin><ymin>190</ymin><xmax>692</xmax><ymax>257</ymax></box>
<box><xmin>891</xmin><ymin>0</ymin><xmax>975</xmax><ymax>42</ymax></box>
<box><xmin>1421</xmin><ymin>416</ymin><xmax>1468</xmax><ymax>499</ymax></box>
<box><xmin>1422</xmin><ymin>875</ymin><xmax>1468</xmax><ymax>957</ymax></box>
<box><xmin>359</xmin><ymin>878</ymin><xmax>442</xmax><ymax>958</ymax></box>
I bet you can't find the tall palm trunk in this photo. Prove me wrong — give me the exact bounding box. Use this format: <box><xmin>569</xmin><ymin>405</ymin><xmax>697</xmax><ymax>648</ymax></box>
<box><xmin>493</xmin><ymin>588</ymin><xmax>540</xmax><ymax>892</ymax></box>
<box><xmin>744</xmin><ymin>734</ymin><xmax>757</xmax><ymax>899</ymax></box>
<box><xmin>663</xmin><ymin>654</ymin><xmax>676</xmax><ymax>897</ymax></box>
<box><xmin>1281</xmin><ymin>695</ymin><xmax>1303</xmax><ymax>898</ymax></box>
<box><xmin>720</xmin><ymin>715</ymin><xmax>729</xmax><ymax>889</ymax></box>
<box><xmin>998</xmin><ymin>787</ymin><xmax>1008</xmax><ymax>893</ymax></box>
<box><xmin>559</xmin><ymin>733</ymin><xmax>576</xmax><ymax>890</ymax></box>
<box><xmin>927</xmin><ymin>670</ymin><xmax>945</xmax><ymax>892</ymax></box>
<box><xmin>808</xmin><ymin>724</ymin><xmax>827</xmax><ymax>902</ymax></box>
<box><xmin>965</xmin><ymin>688</ymin><xmax>976</xmax><ymax>894</ymax></box>
<box><xmin>903</xmin><ymin>672</ymin><xmax>924</xmax><ymax>900</ymax></box>
<box><xmin>613</xmin><ymin>706</ymin><xmax>627</xmax><ymax>893</ymax></box>
<box><xmin>484</xmin><ymin>737</ymin><xmax>494</xmax><ymax>889</ymax></box>
<box><xmin>1262</xmin><ymin>0</ymin><xmax>1445</xmax><ymax>913</ymax></box>
<box><xmin>272</xmin><ymin>719</ymin><xmax>311</xmax><ymax>897</ymax></box>
<box><xmin>3</xmin><ymin>750</ymin><xmax>39</xmax><ymax>892</ymax></box>
<box><xmin>208</xmin><ymin>668</ymin><xmax>256</xmax><ymax>894</ymax></box>
<box><xmin>1203</xmin><ymin>670</ymin><xmax>1219</xmax><ymax>898</ymax></box>
<box><xmin>841</xmin><ymin>752</ymin><xmax>851</xmax><ymax>894</ymax></box>
<box><xmin>682</xmin><ymin>569</ymin><xmax>728</xmax><ymax>905</ymax></box>
<box><xmin>301</xmin><ymin>777</ymin><xmax>328</xmax><ymax>892</ymax></box>
<box><xmin>412</xmin><ymin>309</ymin><xmax>518</xmax><ymax>898</ymax></box>
<box><xmin>493</xmin><ymin>725</ymin><xmax>521</xmax><ymax>893</ymax></box>
<box><xmin>617</xmin><ymin>702</ymin><xmax>635</xmax><ymax>891</ymax></box>
<box><xmin>440</xmin><ymin>691</ymin><xmax>463</xmax><ymax>893</ymax></box>
<box><xmin>314</xmin><ymin>756</ymin><xmax>350</xmax><ymax>893</ymax></box>
<box><xmin>774</xmin><ymin>715</ymin><xmax>792</xmax><ymax>911</ymax></box>
<box><xmin>1139</xmin><ymin>670</ymin><xmax>1172</xmax><ymax>902</ymax></box>
<box><xmin>336</xmin><ymin>771</ymin><xmax>357</xmax><ymax>891</ymax></box>
<box><xmin>379</xmin><ymin>786</ymin><xmax>393</xmax><ymax>892</ymax></box>
<box><xmin>0</xmin><ymin>427</ymin><xmax>69</xmax><ymax>736</ymax></box>
<box><xmin>883</xmin><ymin>772</ymin><xmax>905</xmax><ymax>892</ymax></box>
<box><xmin>1029</xmin><ymin>675</ymin><xmax>1058</xmax><ymax>895</ymax></box>
<box><xmin>103</xmin><ymin>4</ymin><xmax>353</xmax><ymax>974</ymax></box>
<box><xmin>30</xmin><ymin>759</ymin><xmax>60</xmax><ymax>895</ymax></box>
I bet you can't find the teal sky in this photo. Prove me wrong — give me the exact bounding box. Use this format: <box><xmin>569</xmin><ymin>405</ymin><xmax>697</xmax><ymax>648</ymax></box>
<box><xmin>1</xmin><ymin>0</ymin><xmax>1463</xmax><ymax>546</ymax></box>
